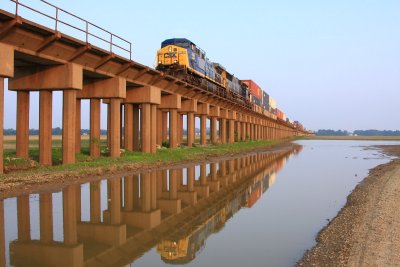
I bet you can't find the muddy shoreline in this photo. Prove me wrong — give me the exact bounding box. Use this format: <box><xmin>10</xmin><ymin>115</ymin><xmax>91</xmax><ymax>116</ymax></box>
<box><xmin>0</xmin><ymin>142</ymin><xmax>297</xmax><ymax>199</ymax></box>
<box><xmin>298</xmin><ymin>145</ymin><xmax>400</xmax><ymax>266</ymax></box>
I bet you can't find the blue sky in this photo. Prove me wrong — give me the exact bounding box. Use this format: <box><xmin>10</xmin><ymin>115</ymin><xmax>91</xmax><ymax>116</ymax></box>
<box><xmin>1</xmin><ymin>0</ymin><xmax>399</xmax><ymax>131</ymax></box>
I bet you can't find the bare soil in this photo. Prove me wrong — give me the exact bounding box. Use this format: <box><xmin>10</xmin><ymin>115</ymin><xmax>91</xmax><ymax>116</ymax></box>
<box><xmin>298</xmin><ymin>145</ymin><xmax>400</xmax><ymax>266</ymax></box>
<box><xmin>0</xmin><ymin>142</ymin><xmax>297</xmax><ymax>200</ymax></box>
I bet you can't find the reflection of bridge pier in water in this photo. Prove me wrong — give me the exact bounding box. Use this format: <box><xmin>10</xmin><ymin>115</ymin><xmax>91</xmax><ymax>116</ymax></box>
<box><xmin>1</xmin><ymin>144</ymin><xmax>301</xmax><ymax>266</ymax></box>
<box><xmin>177</xmin><ymin>167</ymin><xmax>198</xmax><ymax>205</ymax></box>
<box><xmin>11</xmin><ymin>187</ymin><xmax>84</xmax><ymax>267</ymax></box>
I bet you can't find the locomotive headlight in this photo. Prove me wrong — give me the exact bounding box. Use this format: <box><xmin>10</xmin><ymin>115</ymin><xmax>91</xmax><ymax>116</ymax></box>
<box><xmin>158</xmin><ymin>60</ymin><xmax>162</xmax><ymax>64</ymax></box>
<box><xmin>174</xmin><ymin>60</ymin><xmax>177</xmax><ymax>63</ymax></box>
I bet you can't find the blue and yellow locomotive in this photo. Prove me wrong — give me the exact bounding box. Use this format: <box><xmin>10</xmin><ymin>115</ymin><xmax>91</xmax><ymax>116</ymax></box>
<box><xmin>156</xmin><ymin>38</ymin><xmax>250</xmax><ymax>107</ymax></box>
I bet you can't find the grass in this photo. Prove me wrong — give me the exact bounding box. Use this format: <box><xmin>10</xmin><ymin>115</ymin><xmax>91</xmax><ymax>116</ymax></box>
<box><xmin>297</xmin><ymin>136</ymin><xmax>400</xmax><ymax>141</ymax></box>
<box><xmin>1</xmin><ymin>137</ymin><xmax>283</xmax><ymax>180</ymax></box>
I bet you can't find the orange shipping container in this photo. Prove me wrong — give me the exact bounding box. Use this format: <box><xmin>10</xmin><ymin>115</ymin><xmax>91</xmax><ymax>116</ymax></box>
<box><xmin>242</xmin><ymin>80</ymin><xmax>263</xmax><ymax>100</ymax></box>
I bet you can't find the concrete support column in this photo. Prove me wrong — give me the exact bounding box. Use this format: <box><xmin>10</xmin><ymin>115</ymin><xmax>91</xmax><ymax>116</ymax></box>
<box><xmin>109</xmin><ymin>99</ymin><xmax>121</xmax><ymax>157</ymax></box>
<box><xmin>133</xmin><ymin>104</ymin><xmax>140</xmax><ymax>151</ymax></box>
<box><xmin>107</xmin><ymin>104</ymin><xmax>111</xmax><ymax>147</ymax></box>
<box><xmin>0</xmin><ymin>79</ymin><xmax>3</xmax><ymax>173</ymax></box>
<box><xmin>229</xmin><ymin>120</ymin><xmax>235</xmax><ymax>144</ymax></box>
<box><xmin>187</xmin><ymin>112</ymin><xmax>195</xmax><ymax>147</ymax></box>
<box><xmin>241</xmin><ymin>122</ymin><xmax>246</xmax><ymax>141</ymax></box>
<box><xmin>141</xmin><ymin>103</ymin><xmax>151</xmax><ymax>153</ymax></box>
<box><xmin>62</xmin><ymin>90</ymin><xmax>77</xmax><ymax>164</ymax></box>
<box><xmin>90</xmin><ymin>99</ymin><xmax>101</xmax><ymax>158</ymax></box>
<box><xmin>211</xmin><ymin>117</ymin><xmax>217</xmax><ymax>144</ymax></box>
<box><xmin>151</xmin><ymin>104</ymin><xmax>157</xmax><ymax>153</ymax></box>
<box><xmin>17</xmin><ymin>195</ymin><xmax>30</xmax><ymax>241</ymax></box>
<box><xmin>124</xmin><ymin>104</ymin><xmax>133</xmax><ymax>151</ymax></box>
<box><xmin>39</xmin><ymin>90</ymin><xmax>52</xmax><ymax>166</ymax></box>
<box><xmin>75</xmin><ymin>99</ymin><xmax>81</xmax><ymax>153</ymax></box>
<box><xmin>162</xmin><ymin>112</ymin><xmax>168</xmax><ymax>143</ymax></box>
<box><xmin>200</xmin><ymin>115</ymin><xmax>207</xmax><ymax>145</ymax></box>
<box><xmin>90</xmin><ymin>181</ymin><xmax>101</xmax><ymax>223</ymax></box>
<box><xmin>177</xmin><ymin>113</ymin><xmax>183</xmax><ymax>145</ymax></box>
<box><xmin>39</xmin><ymin>193</ymin><xmax>53</xmax><ymax>243</ymax></box>
<box><xmin>63</xmin><ymin>186</ymin><xmax>77</xmax><ymax>245</ymax></box>
<box><xmin>16</xmin><ymin>91</ymin><xmax>30</xmax><ymax>159</ymax></box>
<box><xmin>156</xmin><ymin>109</ymin><xmax>163</xmax><ymax>145</ymax></box>
<box><xmin>236</xmin><ymin>121</ymin><xmax>241</xmax><ymax>142</ymax></box>
<box><xmin>221</xmin><ymin>118</ymin><xmax>227</xmax><ymax>144</ymax></box>
<box><xmin>169</xmin><ymin>109</ymin><xmax>178</xmax><ymax>148</ymax></box>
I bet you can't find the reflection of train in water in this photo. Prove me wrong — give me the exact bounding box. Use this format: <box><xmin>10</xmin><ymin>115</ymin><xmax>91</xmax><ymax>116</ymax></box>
<box><xmin>157</xmin><ymin>170</ymin><xmax>275</xmax><ymax>264</ymax></box>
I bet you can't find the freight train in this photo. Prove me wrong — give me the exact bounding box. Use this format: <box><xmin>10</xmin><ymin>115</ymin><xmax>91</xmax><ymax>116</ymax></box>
<box><xmin>156</xmin><ymin>38</ymin><xmax>305</xmax><ymax>131</ymax></box>
<box><xmin>157</xmin><ymin>40</ymin><xmax>272</xmax><ymax>111</ymax></box>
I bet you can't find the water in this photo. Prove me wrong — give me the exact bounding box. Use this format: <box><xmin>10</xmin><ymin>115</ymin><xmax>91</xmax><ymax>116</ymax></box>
<box><xmin>1</xmin><ymin>140</ymin><xmax>398</xmax><ymax>267</ymax></box>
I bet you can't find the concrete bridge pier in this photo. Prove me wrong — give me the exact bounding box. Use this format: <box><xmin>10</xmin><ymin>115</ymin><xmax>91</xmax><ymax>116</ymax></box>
<box><xmin>220</xmin><ymin>109</ymin><xmax>228</xmax><ymax>144</ymax></box>
<box><xmin>228</xmin><ymin>111</ymin><xmax>236</xmax><ymax>144</ymax></box>
<box><xmin>210</xmin><ymin>106</ymin><xmax>220</xmax><ymax>144</ymax></box>
<box><xmin>196</xmin><ymin>103</ymin><xmax>209</xmax><ymax>145</ymax></box>
<box><xmin>10</xmin><ymin>63</ymin><xmax>83</xmax><ymax>166</ymax></box>
<box><xmin>124</xmin><ymin>86</ymin><xmax>160</xmax><ymax>153</ymax></box>
<box><xmin>16</xmin><ymin>91</ymin><xmax>30</xmax><ymax>159</ymax></box>
<box><xmin>177</xmin><ymin>113</ymin><xmax>183</xmax><ymax>145</ymax></box>
<box><xmin>124</xmin><ymin>104</ymin><xmax>134</xmax><ymax>151</ymax></box>
<box><xmin>156</xmin><ymin>109</ymin><xmax>164</xmax><ymax>146</ymax></box>
<box><xmin>160</xmin><ymin>94</ymin><xmax>181</xmax><ymax>149</ymax></box>
<box><xmin>0</xmin><ymin>44</ymin><xmax>14</xmax><ymax>173</ymax></box>
<box><xmin>181</xmin><ymin>99</ymin><xmax>197</xmax><ymax>147</ymax></box>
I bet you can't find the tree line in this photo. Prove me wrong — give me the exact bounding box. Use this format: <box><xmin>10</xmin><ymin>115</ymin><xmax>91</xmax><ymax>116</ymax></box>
<box><xmin>316</xmin><ymin>129</ymin><xmax>400</xmax><ymax>136</ymax></box>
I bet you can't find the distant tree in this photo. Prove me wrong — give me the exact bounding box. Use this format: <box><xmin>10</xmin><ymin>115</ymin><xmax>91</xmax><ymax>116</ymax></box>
<box><xmin>316</xmin><ymin>129</ymin><xmax>350</xmax><ymax>136</ymax></box>
<box><xmin>353</xmin><ymin>130</ymin><xmax>400</xmax><ymax>136</ymax></box>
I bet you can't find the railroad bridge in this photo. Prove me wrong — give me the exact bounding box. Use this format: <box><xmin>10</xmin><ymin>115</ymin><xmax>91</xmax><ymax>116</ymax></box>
<box><xmin>0</xmin><ymin>1</ymin><xmax>307</xmax><ymax>173</ymax></box>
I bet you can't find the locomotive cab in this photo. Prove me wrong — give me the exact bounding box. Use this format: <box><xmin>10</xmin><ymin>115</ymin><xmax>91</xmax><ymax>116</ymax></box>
<box><xmin>156</xmin><ymin>40</ymin><xmax>190</xmax><ymax>71</ymax></box>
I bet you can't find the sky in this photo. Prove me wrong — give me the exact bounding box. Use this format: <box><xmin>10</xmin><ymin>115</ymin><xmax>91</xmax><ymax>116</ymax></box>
<box><xmin>1</xmin><ymin>0</ymin><xmax>399</xmax><ymax>131</ymax></box>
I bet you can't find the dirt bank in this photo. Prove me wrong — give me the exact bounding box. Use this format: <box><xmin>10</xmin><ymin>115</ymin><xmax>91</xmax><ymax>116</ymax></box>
<box><xmin>0</xmin><ymin>142</ymin><xmax>298</xmax><ymax>200</ymax></box>
<box><xmin>298</xmin><ymin>145</ymin><xmax>400</xmax><ymax>266</ymax></box>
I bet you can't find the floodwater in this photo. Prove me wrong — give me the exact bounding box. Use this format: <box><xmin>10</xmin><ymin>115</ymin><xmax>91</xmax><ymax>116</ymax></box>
<box><xmin>1</xmin><ymin>140</ymin><xmax>399</xmax><ymax>267</ymax></box>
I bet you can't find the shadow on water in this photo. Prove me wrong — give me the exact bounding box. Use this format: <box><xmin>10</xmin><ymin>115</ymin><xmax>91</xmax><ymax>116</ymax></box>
<box><xmin>0</xmin><ymin>144</ymin><xmax>302</xmax><ymax>267</ymax></box>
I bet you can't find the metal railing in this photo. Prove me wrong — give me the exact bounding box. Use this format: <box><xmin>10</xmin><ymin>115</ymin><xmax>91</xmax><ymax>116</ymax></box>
<box><xmin>10</xmin><ymin>0</ymin><xmax>132</xmax><ymax>60</ymax></box>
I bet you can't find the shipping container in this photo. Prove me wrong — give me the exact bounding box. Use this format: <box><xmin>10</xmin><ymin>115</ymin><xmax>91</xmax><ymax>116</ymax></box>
<box><xmin>269</xmin><ymin>96</ymin><xmax>276</xmax><ymax>109</ymax></box>
<box><xmin>241</xmin><ymin>80</ymin><xmax>263</xmax><ymax>100</ymax></box>
<box><xmin>262</xmin><ymin>91</ymin><xmax>269</xmax><ymax>110</ymax></box>
<box><xmin>276</xmin><ymin>108</ymin><xmax>284</xmax><ymax>121</ymax></box>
